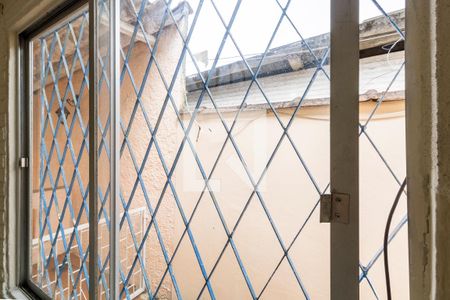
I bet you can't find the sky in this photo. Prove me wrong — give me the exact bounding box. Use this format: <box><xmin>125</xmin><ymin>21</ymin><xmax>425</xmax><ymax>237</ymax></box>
<box><xmin>171</xmin><ymin>0</ymin><xmax>405</xmax><ymax>74</ymax></box>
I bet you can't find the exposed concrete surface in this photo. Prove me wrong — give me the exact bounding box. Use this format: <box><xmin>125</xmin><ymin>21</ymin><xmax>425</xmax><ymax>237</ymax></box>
<box><xmin>405</xmin><ymin>1</ymin><xmax>433</xmax><ymax>298</ymax></box>
<box><xmin>406</xmin><ymin>0</ymin><xmax>450</xmax><ymax>299</ymax></box>
<box><xmin>432</xmin><ymin>0</ymin><xmax>450</xmax><ymax>298</ymax></box>
<box><xmin>0</xmin><ymin>4</ymin><xmax>11</xmax><ymax>298</ymax></box>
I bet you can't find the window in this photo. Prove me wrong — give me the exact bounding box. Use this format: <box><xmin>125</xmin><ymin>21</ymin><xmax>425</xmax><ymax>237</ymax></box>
<box><xmin>20</xmin><ymin>0</ymin><xmax>407</xmax><ymax>299</ymax></box>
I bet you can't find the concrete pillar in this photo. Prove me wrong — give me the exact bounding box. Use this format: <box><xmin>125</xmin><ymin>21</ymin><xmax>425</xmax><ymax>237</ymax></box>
<box><xmin>406</xmin><ymin>0</ymin><xmax>450</xmax><ymax>298</ymax></box>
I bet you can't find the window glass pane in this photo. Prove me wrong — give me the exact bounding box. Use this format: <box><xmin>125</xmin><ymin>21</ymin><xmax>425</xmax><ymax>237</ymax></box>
<box><xmin>30</xmin><ymin>9</ymin><xmax>91</xmax><ymax>299</ymax></box>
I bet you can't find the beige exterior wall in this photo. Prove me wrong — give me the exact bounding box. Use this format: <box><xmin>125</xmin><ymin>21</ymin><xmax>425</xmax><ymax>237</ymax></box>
<box><xmin>172</xmin><ymin>101</ymin><xmax>408</xmax><ymax>299</ymax></box>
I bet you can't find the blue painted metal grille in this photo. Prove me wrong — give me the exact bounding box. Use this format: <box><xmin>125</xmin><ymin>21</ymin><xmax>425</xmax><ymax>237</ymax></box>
<box><xmin>116</xmin><ymin>0</ymin><xmax>330</xmax><ymax>299</ymax></box>
<box><xmin>33</xmin><ymin>10</ymin><xmax>91</xmax><ymax>299</ymax></box>
<box><xmin>30</xmin><ymin>0</ymin><xmax>408</xmax><ymax>298</ymax></box>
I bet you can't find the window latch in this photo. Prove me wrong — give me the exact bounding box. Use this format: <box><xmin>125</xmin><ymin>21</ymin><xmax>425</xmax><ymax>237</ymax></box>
<box><xmin>19</xmin><ymin>157</ymin><xmax>29</xmax><ymax>169</ymax></box>
<box><xmin>319</xmin><ymin>192</ymin><xmax>350</xmax><ymax>224</ymax></box>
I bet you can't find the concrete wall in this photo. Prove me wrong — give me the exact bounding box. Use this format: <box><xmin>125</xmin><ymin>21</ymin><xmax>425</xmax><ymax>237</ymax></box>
<box><xmin>406</xmin><ymin>0</ymin><xmax>450</xmax><ymax>299</ymax></box>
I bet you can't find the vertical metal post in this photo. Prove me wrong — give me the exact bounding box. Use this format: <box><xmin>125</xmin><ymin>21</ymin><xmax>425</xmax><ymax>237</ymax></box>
<box><xmin>110</xmin><ymin>0</ymin><xmax>120</xmax><ymax>297</ymax></box>
<box><xmin>89</xmin><ymin>0</ymin><xmax>99</xmax><ymax>297</ymax></box>
<box><xmin>330</xmin><ymin>0</ymin><xmax>359</xmax><ymax>299</ymax></box>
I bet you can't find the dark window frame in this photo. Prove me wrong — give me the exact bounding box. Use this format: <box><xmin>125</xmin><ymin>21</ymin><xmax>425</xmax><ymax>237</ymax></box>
<box><xmin>17</xmin><ymin>1</ymin><xmax>88</xmax><ymax>298</ymax></box>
